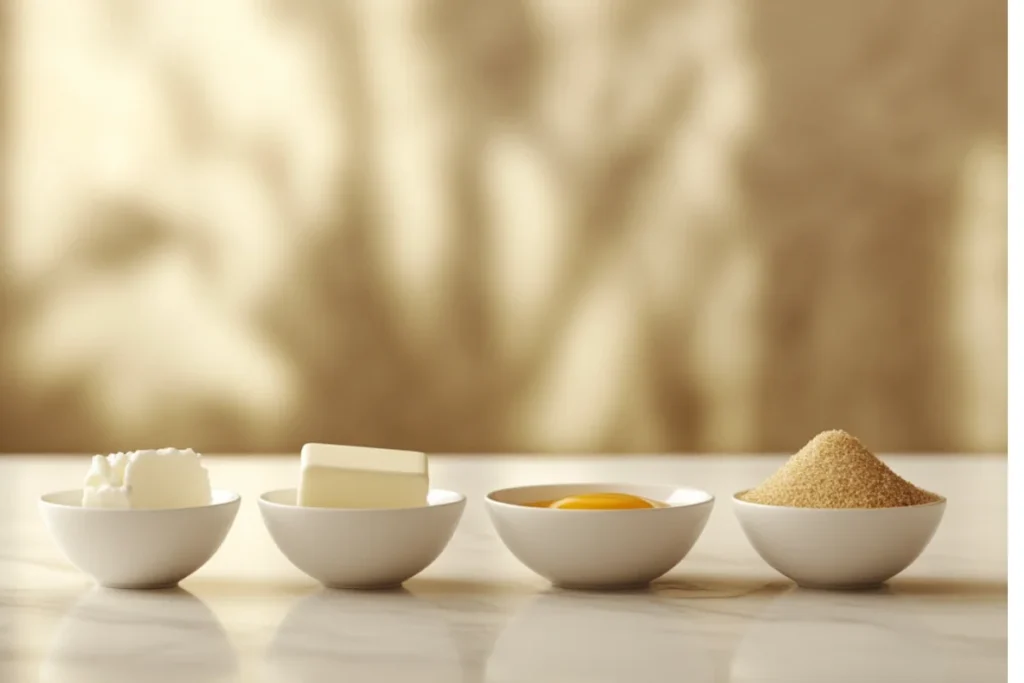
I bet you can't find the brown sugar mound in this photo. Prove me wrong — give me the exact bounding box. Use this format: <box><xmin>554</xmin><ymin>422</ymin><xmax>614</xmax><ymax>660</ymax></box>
<box><xmin>738</xmin><ymin>429</ymin><xmax>942</xmax><ymax>509</ymax></box>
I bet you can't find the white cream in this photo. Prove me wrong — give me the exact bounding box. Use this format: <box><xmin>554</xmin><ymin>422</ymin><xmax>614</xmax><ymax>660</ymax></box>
<box><xmin>82</xmin><ymin>448</ymin><xmax>212</xmax><ymax>509</ymax></box>
<box><xmin>297</xmin><ymin>443</ymin><xmax>428</xmax><ymax>509</ymax></box>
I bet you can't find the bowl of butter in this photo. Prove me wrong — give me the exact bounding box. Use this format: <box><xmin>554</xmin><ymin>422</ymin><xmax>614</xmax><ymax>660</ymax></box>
<box><xmin>39</xmin><ymin>448</ymin><xmax>240</xmax><ymax>589</ymax></box>
<box><xmin>258</xmin><ymin>443</ymin><xmax>466</xmax><ymax>589</ymax></box>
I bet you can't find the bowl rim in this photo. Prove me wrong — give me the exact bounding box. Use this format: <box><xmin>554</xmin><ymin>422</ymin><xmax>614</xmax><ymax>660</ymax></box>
<box><xmin>257</xmin><ymin>487</ymin><xmax>467</xmax><ymax>512</ymax></box>
<box><xmin>485</xmin><ymin>481</ymin><xmax>715</xmax><ymax>512</ymax></box>
<box><xmin>39</xmin><ymin>488</ymin><xmax>241</xmax><ymax>512</ymax></box>
<box><xmin>731</xmin><ymin>489</ymin><xmax>947</xmax><ymax>512</ymax></box>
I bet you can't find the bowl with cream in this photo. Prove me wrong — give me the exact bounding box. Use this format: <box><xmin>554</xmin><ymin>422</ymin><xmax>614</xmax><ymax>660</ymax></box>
<box><xmin>485</xmin><ymin>483</ymin><xmax>714</xmax><ymax>589</ymax></box>
<box><xmin>39</xmin><ymin>448</ymin><xmax>240</xmax><ymax>589</ymax></box>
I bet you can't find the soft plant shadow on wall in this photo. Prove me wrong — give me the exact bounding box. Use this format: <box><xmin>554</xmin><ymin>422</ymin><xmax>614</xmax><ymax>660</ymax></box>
<box><xmin>0</xmin><ymin>0</ymin><xmax>1007</xmax><ymax>454</ymax></box>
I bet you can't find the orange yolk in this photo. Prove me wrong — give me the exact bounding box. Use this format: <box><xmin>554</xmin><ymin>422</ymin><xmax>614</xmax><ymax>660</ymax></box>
<box><xmin>528</xmin><ymin>493</ymin><xmax>661</xmax><ymax>510</ymax></box>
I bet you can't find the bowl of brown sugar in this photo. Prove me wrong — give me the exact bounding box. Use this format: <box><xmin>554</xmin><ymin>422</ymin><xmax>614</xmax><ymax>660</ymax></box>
<box><xmin>733</xmin><ymin>429</ymin><xmax>945</xmax><ymax>590</ymax></box>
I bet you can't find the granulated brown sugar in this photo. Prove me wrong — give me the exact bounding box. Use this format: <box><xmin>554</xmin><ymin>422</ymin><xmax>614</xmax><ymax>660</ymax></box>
<box><xmin>738</xmin><ymin>429</ymin><xmax>941</xmax><ymax>509</ymax></box>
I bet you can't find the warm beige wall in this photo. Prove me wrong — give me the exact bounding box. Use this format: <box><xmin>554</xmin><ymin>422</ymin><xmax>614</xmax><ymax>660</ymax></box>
<box><xmin>0</xmin><ymin>0</ymin><xmax>1006</xmax><ymax>454</ymax></box>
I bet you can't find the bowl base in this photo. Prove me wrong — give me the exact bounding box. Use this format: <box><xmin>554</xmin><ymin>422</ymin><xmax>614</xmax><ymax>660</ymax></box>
<box><xmin>97</xmin><ymin>580</ymin><xmax>182</xmax><ymax>590</ymax></box>
<box><xmin>795</xmin><ymin>581</ymin><xmax>885</xmax><ymax>592</ymax></box>
<box><xmin>322</xmin><ymin>582</ymin><xmax>406</xmax><ymax>591</ymax></box>
<box><xmin>551</xmin><ymin>580</ymin><xmax>652</xmax><ymax>592</ymax></box>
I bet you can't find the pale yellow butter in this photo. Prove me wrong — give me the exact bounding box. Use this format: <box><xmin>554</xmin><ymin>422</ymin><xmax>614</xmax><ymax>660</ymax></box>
<box><xmin>297</xmin><ymin>443</ymin><xmax>428</xmax><ymax>509</ymax></box>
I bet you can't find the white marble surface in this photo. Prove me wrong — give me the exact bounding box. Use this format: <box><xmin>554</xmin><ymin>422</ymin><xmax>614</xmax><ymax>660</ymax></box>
<box><xmin>0</xmin><ymin>454</ymin><xmax>1007</xmax><ymax>682</ymax></box>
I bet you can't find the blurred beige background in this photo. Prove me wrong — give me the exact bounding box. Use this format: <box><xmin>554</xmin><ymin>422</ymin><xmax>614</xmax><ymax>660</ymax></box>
<box><xmin>0</xmin><ymin>0</ymin><xmax>1007</xmax><ymax>455</ymax></box>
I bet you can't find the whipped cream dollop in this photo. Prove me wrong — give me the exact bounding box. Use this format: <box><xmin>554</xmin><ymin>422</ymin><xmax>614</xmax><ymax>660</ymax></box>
<box><xmin>82</xmin><ymin>448</ymin><xmax>212</xmax><ymax>509</ymax></box>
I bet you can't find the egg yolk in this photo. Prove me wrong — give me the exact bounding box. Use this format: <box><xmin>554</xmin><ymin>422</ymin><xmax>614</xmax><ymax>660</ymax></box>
<box><xmin>529</xmin><ymin>493</ymin><xmax>661</xmax><ymax>510</ymax></box>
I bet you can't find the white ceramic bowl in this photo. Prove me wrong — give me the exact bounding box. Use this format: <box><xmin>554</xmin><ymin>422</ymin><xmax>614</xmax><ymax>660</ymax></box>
<box><xmin>258</xmin><ymin>488</ymin><xmax>466</xmax><ymax>589</ymax></box>
<box><xmin>732</xmin><ymin>493</ymin><xmax>946</xmax><ymax>589</ymax></box>
<box><xmin>39</xmin><ymin>489</ymin><xmax>241</xmax><ymax>589</ymax></box>
<box><xmin>485</xmin><ymin>483</ymin><xmax>714</xmax><ymax>589</ymax></box>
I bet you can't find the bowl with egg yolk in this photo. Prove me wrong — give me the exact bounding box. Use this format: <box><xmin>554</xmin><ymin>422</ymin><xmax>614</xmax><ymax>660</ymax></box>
<box><xmin>485</xmin><ymin>483</ymin><xmax>714</xmax><ymax>589</ymax></box>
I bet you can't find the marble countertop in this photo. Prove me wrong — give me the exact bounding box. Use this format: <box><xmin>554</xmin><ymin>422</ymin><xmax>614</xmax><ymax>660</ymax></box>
<box><xmin>0</xmin><ymin>454</ymin><xmax>1007</xmax><ymax>682</ymax></box>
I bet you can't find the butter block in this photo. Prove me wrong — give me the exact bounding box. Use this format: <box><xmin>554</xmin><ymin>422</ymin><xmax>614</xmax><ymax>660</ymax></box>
<box><xmin>82</xmin><ymin>448</ymin><xmax>212</xmax><ymax>509</ymax></box>
<box><xmin>297</xmin><ymin>443</ymin><xmax>429</xmax><ymax>509</ymax></box>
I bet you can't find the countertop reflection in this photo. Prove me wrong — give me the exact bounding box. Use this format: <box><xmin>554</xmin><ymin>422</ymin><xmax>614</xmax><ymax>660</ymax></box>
<box><xmin>730</xmin><ymin>581</ymin><xmax>1007</xmax><ymax>683</ymax></box>
<box><xmin>40</xmin><ymin>587</ymin><xmax>237</xmax><ymax>683</ymax></box>
<box><xmin>1</xmin><ymin>454</ymin><xmax>1007</xmax><ymax>682</ymax></box>
<box><xmin>267</xmin><ymin>588</ymin><xmax>462</xmax><ymax>682</ymax></box>
<box><xmin>487</xmin><ymin>588</ymin><xmax>721</xmax><ymax>682</ymax></box>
